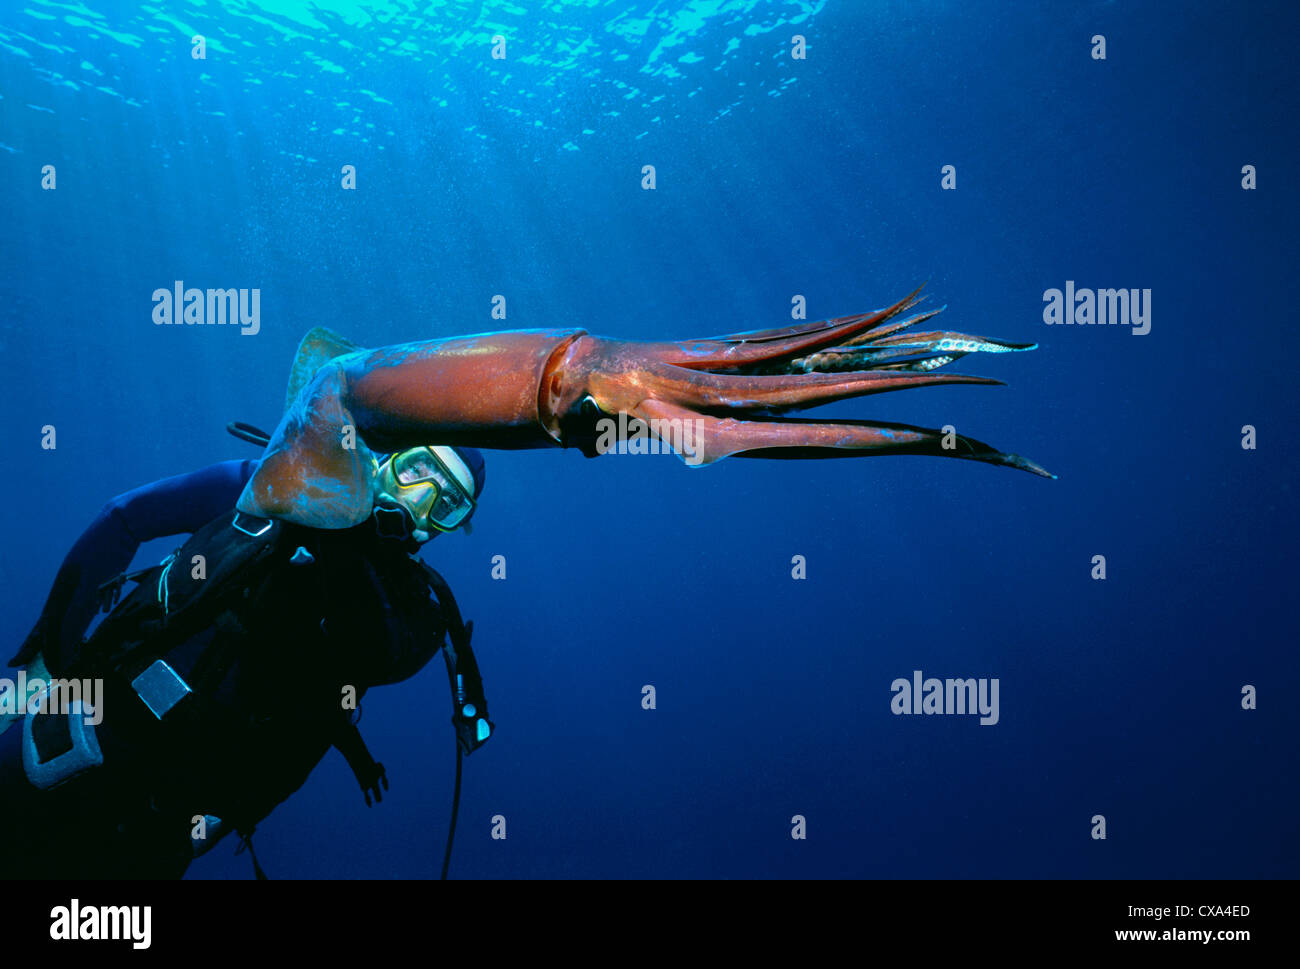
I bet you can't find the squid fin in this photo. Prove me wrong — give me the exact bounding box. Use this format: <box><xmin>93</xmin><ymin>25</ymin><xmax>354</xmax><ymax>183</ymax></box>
<box><xmin>284</xmin><ymin>327</ymin><xmax>363</xmax><ymax>413</ymax></box>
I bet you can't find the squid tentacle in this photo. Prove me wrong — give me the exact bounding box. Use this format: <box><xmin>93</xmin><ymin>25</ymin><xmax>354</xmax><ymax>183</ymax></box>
<box><xmin>662</xmin><ymin>285</ymin><xmax>930</xmax><ymax>370</ymax></box>
<box><xmin>567</xmin><ymin>283</ymin><xmax>1050</xmax><ymax>473</ymax></box>
<box><xmin>632</xmin><ymin>361</ymin><xmax>1002</xmax><ymax>415</ymax></box>
<box><xmin>632</xmin><ymin>399</ymin><xmax>1055</xmax><ymax>477</ymax></box>
<box><xmin>657</xmin><ymin>288</ymin><xmax>1036</xmax><ymax>388</ymax></box>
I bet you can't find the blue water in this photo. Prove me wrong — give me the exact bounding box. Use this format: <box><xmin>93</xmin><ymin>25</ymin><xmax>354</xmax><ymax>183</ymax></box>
<box><xmin>2</xmin><ymin>0</ymin><xmax>1297</xmax><ymax>879</ymax></box>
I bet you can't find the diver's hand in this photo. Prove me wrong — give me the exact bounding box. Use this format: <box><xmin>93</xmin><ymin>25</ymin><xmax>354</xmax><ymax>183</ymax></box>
<box><xmin>360</xmin><ymin>762</ymin><xmax>389</xmax><ymax>807</ymax></box>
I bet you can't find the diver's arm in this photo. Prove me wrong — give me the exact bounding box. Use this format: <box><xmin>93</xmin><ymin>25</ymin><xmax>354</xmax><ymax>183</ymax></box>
<box><xmin>10</xmin><ymin>459</ymin><xmax>259</xmax><ymax>671</ymax></box>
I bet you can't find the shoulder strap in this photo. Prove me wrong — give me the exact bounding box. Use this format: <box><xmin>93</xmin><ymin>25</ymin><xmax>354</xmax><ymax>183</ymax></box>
<box><xmin>78</xmin><ymin>510</ymin><xmax>285</xmax><ymax>683</ymax></box>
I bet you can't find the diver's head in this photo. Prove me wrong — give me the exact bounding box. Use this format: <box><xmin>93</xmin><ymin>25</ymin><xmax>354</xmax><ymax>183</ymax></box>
<box><xmin>373</xmin><ymin>445</ymin><xmax>486</xmax><ymax>545</ymax></box>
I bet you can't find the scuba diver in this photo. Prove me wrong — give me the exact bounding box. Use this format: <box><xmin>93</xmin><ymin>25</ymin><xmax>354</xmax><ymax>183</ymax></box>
<box><xmin>1</xmin><ymin>330</ymin><xmax>493</xmax><ymax>879</ymax></box>
<box><xmin>2</xmin><ymin>287</ymin><xmax>1051</xmax><ymax>879</ymax></box>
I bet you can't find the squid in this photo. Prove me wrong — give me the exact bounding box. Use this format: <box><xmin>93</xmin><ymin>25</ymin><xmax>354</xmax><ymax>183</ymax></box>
<box><xmin>238</xmin><ymin>286</ymin><xmax>1053</xmax><ymax>528</ymax></box>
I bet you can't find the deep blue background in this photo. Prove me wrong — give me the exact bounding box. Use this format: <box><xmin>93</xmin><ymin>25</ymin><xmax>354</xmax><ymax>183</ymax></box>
<box><xmin>2</xmin><ymin>1</ymin><xmax>1296</xmax><ymax>878</ymax></box>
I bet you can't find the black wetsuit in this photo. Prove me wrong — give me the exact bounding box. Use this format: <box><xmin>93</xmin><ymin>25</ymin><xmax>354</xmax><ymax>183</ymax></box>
<box><xmin>1</xmin><ymin>461</ymin><xmax>457</xmax><ymax>879</ymax></box>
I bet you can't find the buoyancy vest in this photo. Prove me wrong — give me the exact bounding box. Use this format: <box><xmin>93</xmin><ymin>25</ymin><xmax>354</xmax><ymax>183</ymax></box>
<box><xmin>57</xmin><ymin>507</ymin><xmax>488</xmax><ymax>848</ymax></box>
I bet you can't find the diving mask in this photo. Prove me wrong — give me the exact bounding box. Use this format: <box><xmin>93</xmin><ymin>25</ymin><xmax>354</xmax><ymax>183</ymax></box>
<box><xmin>375</xmin><ymin>446</ymin><xmax>476</xmax><ymax>537</ymax></box>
